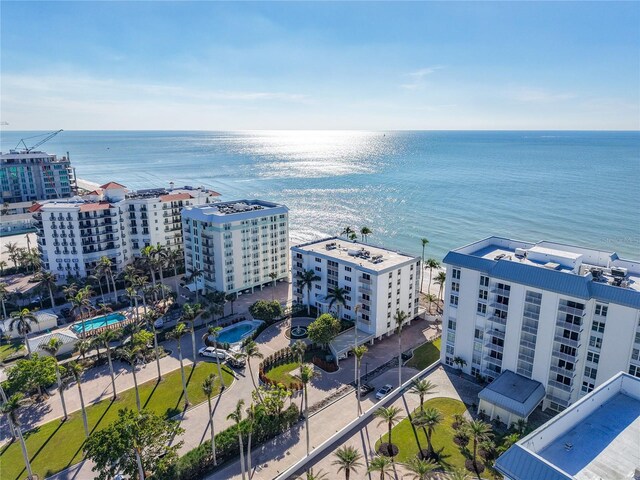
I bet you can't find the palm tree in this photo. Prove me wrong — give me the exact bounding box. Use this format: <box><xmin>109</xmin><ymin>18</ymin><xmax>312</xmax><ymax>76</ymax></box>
<box><xmin>153</xmin><ymin>243</ymin><xmax>169</xmax><ymax>301</ymax></box>
<box><xmin>41</xmin><ymin>337</ymin><xmax>68</xmax><ymax>419</ymax></box>
<box><xmin>367</xmin><ymin>455</ymin><xmax>394</xmax><ymax>480</ymax></box>
<box><xmin>360</xmin><ymin>226</ymin><xmax>372</xmax><ymax>242</ymax></box>
<box><xmin>402</xmin><ymin>457</ymin><xmax>439</xmax><ymax>479</ymax></box>
<box><xmin>419</xmin><ymin>238</ymin><xmax>429</xmax><ymax>293</ymax></box>
<box><xmin>326</xmin><ymin>286</ymin><xmax>348</xmax><ymax>320</ymax></box>
<box><xmin>291</xmin><ymin>339</ymin><xmax>307</xmax><ymax>365</ymax></box>
<box><xmin>227</xmin><ymin>399</ymin><xmax>247</xmax><ymax>480</ymax></box>
<box><xmin>0</xmin><ymin>260</ymin><xmax>7</xmax><ymax>275</ymax></box>
<box><xmin>140</xmin><ymin>245</ymin><xmax>158</xmax><ymax>292</ymax></box>
<box><xmin>120</xmin><ymin>346</ymin><xmax>144</xmax><ymax>412</ymax></box>
<box><xmin>245</xmin><ymin>402</ymin><xmax>256</xmax><ymax>479</ymax></box>
<box><xmin>353</xmin><ymin>345</ymin><xmax>368</xmax><ymax>416</ymax></box>
<box><xmin>168</xmin><ymin>322</ymin><xmax>190</xmax><ymax>406</ymax></box>
<box><xmin>243</xmin><ymin>340</ymin><xmax>264</xmax><ymax>401</ymax></box>
<box><xmin>297</xmin><ymin>269</ymin><xmax>321</xmax><ymax>316</ymax></box>
<box><xmin>0</xmin><ymin>282</ymin><xmax>9</xmax><ymax>319</ymax></box>
<box><xmin>204</xmin><ymin>326</ymin><xmax>224</xmax><ymax>386</ymax></box>
<box><xmin>425</xmin><ymin>259</ymin><xmax>440</xmax><ymax>299</ymax></box>
<box><xmin>374</xmin><ymin>406</ymin><xmax>404</xmax><ymax>455</ymax></box>
<box><xmin>332</xmin><ymin>445</ymin><xmax>363</xmax><ymax>480</ymax></box>
<box><xmin>412</xmin><ymin>408</ymin><xmax>443</xmax><ymax>458</ymax></box>
<box><xmin>98</xmin><ymin>256</ymin><xmax>118</xmax><ymax>303</ymax></box>
<box><xmin>268</xmin><ymin>271</ymin><xmax>278</xmax><ymax>300</ymax></box>
<box><xmin>125</xmin><ymin>286</ymin><xmax>140</xmax><ymax>323</ymax></box>
<box><xmin>5</xmin><ymin>241</ymin><xmax>20</xmax><ymax>269</ymax></box>
<box><xmin>434</xmin><ymin>271</ymin><xmax>446</xmax><ymax>312</ymax></box>
<box><xmin>445</xmin><ymin>470</ymin><xmax>470</xmax><ymax>480</ymax></box>
<box><xmin>341</xmin><ymin>226</ymin><xmax>355</xmax><ymax>238</ymax></box>
<box><xmin>9</xmin><ymin>308</ymin><xmax>38</xmax><ymax>357</ymax></box>
<box><xmin>409</xmin><ymin>379</ymin><xmax>436</xmax><ymax>412</ymax></box>
<box><xmin>95</xmin><ymin>329</ymin><xmax>121</xmax><ymax>399</ymax></box>
<box><xmin>225</xmin><ymin>292</ymin><xmax>238</xmax><ymax>315</ymax></box>
<box><xmin>202</xmin><ymin>374</ymin><xmax>219</xmax><ymax>466</ymax></box>
<box><xmin>34</xmin><ymin>270</ymin><xmax>57</xmax><ymax>309</ymax></box>
<box><xmin>74</xmin><ymin>339</ymin><xmax>92</xmax><ymax>360</ymax></box>
<box><xmin>144</xmin><ymin>308</ymin><xmax>163</xmax><ymax>381</ymax></box>
<box><xmin>465</xmin><ymin>419</ymin><xmax>493</xmax><ymax>470</ymax></box>
<box><xmin>185</xmin><ymin>267</ymin><xmax>204</xmax><ymax>302</ymax></box>
<box><xmin>166</xmin><ymin>248</ymin><xmax>183</xmax><ymax>297</ymax></box>
<box><xmin>69</xmin><ymin>286</ymin><xmax>95</xmax><ymax>336</ymax></box>
<box><xmin>299</xmin><ymin>364</ymin><xmax>316</xmax><ymax>456</ymax></box>
<box><xmin>394</xmin><ymin>309</ymin><xmax>408</xmax><ymax>386</ymax></box>
<box><xmin>297</xmin><ymin>469</ymin><xmax>329</xmax><ymax>480</ymax></box>
<box><xmin>68</xmin><ymin>361</ymin><xmax>89</xmax><ymax>437</ymax></box>
<box><xmin>181</xmin><ymin>303</ymin><xmax>201</xmax><ymax>366</ymax></box>
<box><xmin>1</xmin><ymin>393</ymin><xmax>34</xmax><ymax>479</ymax></box>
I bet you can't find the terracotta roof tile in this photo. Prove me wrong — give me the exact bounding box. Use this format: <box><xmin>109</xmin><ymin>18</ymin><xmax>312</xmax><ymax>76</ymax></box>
<box><xmin>99</xmin><ymin>181</ymin><xmax>126</xmax><ymax>190</ymax></box>
<box><xmin>79</xmin><ymin>202</ymin><xmax>113</xmax><ymax>212</ymax></box>
<box><xmin>159</xmin><ymin>193</ymin><xmax>193</xmax><ymax>202</ymax></box>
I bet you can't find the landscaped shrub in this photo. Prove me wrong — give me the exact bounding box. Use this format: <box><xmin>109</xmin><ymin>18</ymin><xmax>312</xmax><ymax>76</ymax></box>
<box><xmin>157</xmin><ymin>403</ymin><xmax>299</xmax><ymax>480</ymax></box>
<box><xmin>312</xmin><ymin>356</ymin><xmax>338</xmax><ymax>373</ymax></box>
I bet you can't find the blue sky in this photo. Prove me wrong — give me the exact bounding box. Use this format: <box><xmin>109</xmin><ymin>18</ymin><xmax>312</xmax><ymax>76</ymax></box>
<box><xmin>1</xmin><ymin>2</ymin><xmax>639</xmax><ymax>130</ymax></box>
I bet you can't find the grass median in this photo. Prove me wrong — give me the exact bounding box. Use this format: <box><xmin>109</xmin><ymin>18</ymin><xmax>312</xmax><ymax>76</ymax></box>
<box><xmin>0</xmin><ymin>360</ymin><xmax>235</xmax><ymax>480</ymax></box>
<box><xmin>406</xmin><ymin>337</ymin><xmax>441</xmax><ymax>370</ymax></box>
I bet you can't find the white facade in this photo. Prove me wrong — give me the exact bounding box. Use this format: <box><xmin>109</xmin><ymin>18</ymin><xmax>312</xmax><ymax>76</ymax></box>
<box><xmin>440</xmin><ymin>236</ymin><xmax>640</xmax><ymax>413</ymax></box>
<box><xmin>182</xmin><ymin>200</ymin><xmax>289</xmax><ymax>294</ymax></box>
<box><xmin>1</xmin><ymin>150</ymin><xmax>76</xmax><ymax>203</ymax></box>
<box><xmin>33</xmin><ymin>182</ymin><xmax>219</xmax><ymax>278</ymax></box>
<box><xmin>291</xmin><ymin>238</ymin><xmax>421</xmax><ymax>340</ymax></box>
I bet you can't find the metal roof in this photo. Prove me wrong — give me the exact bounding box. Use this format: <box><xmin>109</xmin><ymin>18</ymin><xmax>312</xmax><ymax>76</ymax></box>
<box><xmin>443</xmin><ymin>252</ymin><xmax>640</xmax><ymax>309</ymax></box>
<box><xmin>495</xmin><ymin>445</ymin><xmax>572</xmax><ymax>480</ymax></box>
<box><xmin>478</xmin><ymin>370</ymin><xmax>545</xmax><ymax>417</ymax></box>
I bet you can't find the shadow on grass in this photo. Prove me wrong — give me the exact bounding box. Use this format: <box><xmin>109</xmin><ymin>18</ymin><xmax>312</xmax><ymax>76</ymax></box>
<box><xmin>28</xmin><ymin>419</ymin><xmax>65</xmax><ymax>464</ymax></box>
<box><xmin>142</xmin><ymin>378</ymin><xmax>162</xmax><ymax>411</ymax></box>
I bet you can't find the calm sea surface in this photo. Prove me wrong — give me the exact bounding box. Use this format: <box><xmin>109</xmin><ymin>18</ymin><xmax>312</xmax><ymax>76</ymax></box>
<box><xmin>1</xmin><ymin>130</ymin><xmax>639</xmax><ymax>260</ymax></box>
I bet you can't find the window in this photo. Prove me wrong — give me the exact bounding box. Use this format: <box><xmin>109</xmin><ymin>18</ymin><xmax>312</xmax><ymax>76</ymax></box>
<box><xmin>591</xmin><ymin>321</ymin><xmax>605</xmax><ymax>333</ymax></box>
<box><xmin>452</xmin><ymin>268</ymin><xmax>461</xmax><ymax>280</ymax></box>
<box><xmin>345</xmin><ymin>266</ymin><xmax>351</xmax><ymax>272</ymax></box>
<box><xmin>315</xmin><ymin>257</ymin><xmax>321</xmax><ymax>263</ymax></box>
<box><xmin>450</xmin><ymin>295</ymin><xmax>459</xmax><ymax>306</ymax></box>
<box><xmin>480</xmin><ymin>275</ymin><xmax>489</xmax><ymax>287</ymax></box>
<box><xmin>446</xmin><ymin>344</ymin><xmax>455</xmax><ymax>355</ymax></box>
<box><xmin>477</xmin><ymin>303</ymin><xmax>487</xmax><ymax>315</ymax></box>
<box><xmin>448</xmin><ymin>319</ymin><xmax>456</xmax><ymax>330</ymax></box>
<box><xmin>345</xmin><ymin>276</ymin><xmax>351</xmax><ymax>282</ymax></box>
<box><xmin>556</xmin><ymin>374</ymin><xmax>572</xmax><ymax>386</ymax></box>
<box><xmin>589</xmin><ymin>336</ymin><xmax>602</xmax><ymax>349</ymax></box>
<box><xmin>632</xmin><ymin>348</ymin><xmax>640</xmax><ymax>362</ymax></box>
<box><xmin>581</xmin><ymin>381</ymin><xmax>595</xmax><ymax>394</ymax></box>
<box><xmin>587</xmin><ymin>351</ymin><xmax>600</xmax><ymax>363</ymax></box>
<box><xmin>315</xmin><ymin>266</ymin><xmax>322</xmax><ymax>272</ymax></box>
<box><xmin>629</xmin><ymin>364</ymin><xmax>640</xmax><ymax>378</ymax></box>
<box><xmin>478</xmin><ymin>289</ymin><xmax>488</xmax><ymax>301</ymax></box>
<box><xmin>447</xmin><ymin>332</ymin><xmax>455</xmax><ymax>343</ymax></box>
<box><xmin>584</xmin><ymin>366</ymin><xmax>597</xmax><ymax>380</ymax></box>
<box><xmin>474</xmin><ymin>328</ymin><xmax>483</xmax><ymax>340</ymax></box>
<box><xmin>451</xmin><ymin>282</ymin><xmax>460</xmax><ymax>293</ymax></box>
<box><xmin>594</xmin><ymin>304</ymin><xmax>608</xmax><ymax>317</ymax></box>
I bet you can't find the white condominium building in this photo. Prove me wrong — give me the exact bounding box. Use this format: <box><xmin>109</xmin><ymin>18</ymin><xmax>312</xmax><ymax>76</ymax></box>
<box><xmin>1</xmin><ymin>150</ymin><xmax>76</xmax><ymax>203</ymax></box>
<box><xmin>441</xmin><ymin>236</ymin><xmax>640</xmax><ymax>413</ymax></box>
<box><xmin>33</xmin><ymin>181</ymin><xmax>218</xmax><ymax>278</ymax></box>
<box><xmin>291</xmin><ymin>238</ymin><xmax>421</xmax><ymax>342</ymax></box>
<box><xmin>181</xmin><ymin>200</ymin><xmax>289</xmax><ymax>294</ymax></box>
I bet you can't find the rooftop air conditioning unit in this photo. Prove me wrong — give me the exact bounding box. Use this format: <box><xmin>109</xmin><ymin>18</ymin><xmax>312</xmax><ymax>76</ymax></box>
<box><xmin>611</xmin><ymin>267</ymin><xmax>628</xmax><ymax>278</ymax></box>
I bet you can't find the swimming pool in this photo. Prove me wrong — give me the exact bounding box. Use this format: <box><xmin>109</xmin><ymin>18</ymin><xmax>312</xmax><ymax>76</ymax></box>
<box><xmin>213</xmin><ymin>320</ymin><xmax>264</xmax><ymax>345</ymax></box>
<box><xmin>71</xmin><ymin>312</ymin><xmax>127</xmax><ymax>334</ymax></box>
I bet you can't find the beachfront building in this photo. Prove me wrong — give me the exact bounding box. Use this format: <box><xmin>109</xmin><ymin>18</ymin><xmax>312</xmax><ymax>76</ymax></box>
<box><xmin>440</xmin><ymin>236</ymin><xmax>640</xmax><ymax>413</ymax></box>
<box><xmin>495</xmin><ymin>371</ymin><xmax>640</xmax><ymax>480</ymax></box>
<box><xmin>1</xmin><ymin>150</ymin><xmax>76</xmax><ymax>203</ymax></box>
<box><xmin>291</xmin><ymin>238</ymin><xmax>421</xmax><ymax>358</ymax></box>
<box><xmin>32</xmin><ymin>181</ymin><xmax>219</xmax><ymax>278</ymax></box>
<box><xmin>181</xmin><ymin>200</ymin><xmax>289</xmax><ymax>294</ymax></box>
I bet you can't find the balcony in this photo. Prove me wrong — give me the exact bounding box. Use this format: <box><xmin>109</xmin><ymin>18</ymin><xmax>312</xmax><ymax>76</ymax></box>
<box><xmin>358</xmin><ymin>295</ymin><xmax>371</xmax><ymax>304</ymax></box>
<box><xmin>486</xmin><ymin>329</ymin><xmax>505</xmax><ymax>340</ymax></box>
<box><xmin>552</xmin><ymin>350</ymin><xmax>578</xmax><ymax>362</ymax></box>
<box><xmin>554</xmin><ymin>333</ymin><xmax>580</xmax><ymax>349</ymax></box>
<box><xmin>547</xmin><ymin>379</ymin><xmax>572</xmax><ymax>393</ymax></box>
<box><xmin>545</xmin><ymin>393</ymin><xmax>571</xmax><ymax>407</ymax></box>
<box><xmin>358</xmin><ymin>276</ymin><xmax>372</xmax><ymax>285</ymax></box>
<box><xmin>556</xmin><ymin>319</ymin><xmax>583</xmax><ymax>334</ymax></box>
<box><xmin>558</xmin><ymin>304</ymin><xmax>585</xmax><ymax>317</ymax></box>
<box><xmin>550</xmin><ymin>365</ymin><xmax>576</xmax><ymax>378</ymax></box>
<box><xmin>491</xmin><ymin>286</ymin><xmax>511</xmax><ymax>296</ymax></box>
<box><xmin>484</xmin><ymin>355</ymin><xmax>503</xmax><ymax>367</ymax></box>
<box><xmin>488</xmin><ymin>314</ymin><xmax>507</xmax><ymax>326</ymax></box>
<box><xmin>485</xmin><ymin>341</ymin><xmax>504</xmax><ymax>354</ymax></box>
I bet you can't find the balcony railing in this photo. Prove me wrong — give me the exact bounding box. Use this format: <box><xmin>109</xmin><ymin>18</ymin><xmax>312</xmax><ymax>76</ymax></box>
<box><xmin>547</xmin><ymin>379</ymin><xmax>573</xmax><ymax>393</ymax></box>
<box><xmin>553</xmin><ymin>334</ymin><xmax>580</xmax><ymax>349</ymax></box>
<box><xmin>558</xmin><ymin>304</ymin><xmax>586</xmax><ymax>317</ymax></box>
<box><xmin>358</xmin><ymin>276</ymin><xmax>372</xmax><ymax>284</ymax></box>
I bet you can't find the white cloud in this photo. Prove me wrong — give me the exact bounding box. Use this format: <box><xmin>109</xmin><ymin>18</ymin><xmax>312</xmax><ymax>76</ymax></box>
<box><xmin>400</xmin><ymin>65</ymin><xmax>445</xmax><ymax>90</ymax></box>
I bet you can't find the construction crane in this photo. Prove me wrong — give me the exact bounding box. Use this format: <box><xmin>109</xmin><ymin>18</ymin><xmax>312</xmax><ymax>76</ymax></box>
<box><xmin>14</xmin><ymin>129</ymin><xmax>63</xmax><ymax>153</ymax></box>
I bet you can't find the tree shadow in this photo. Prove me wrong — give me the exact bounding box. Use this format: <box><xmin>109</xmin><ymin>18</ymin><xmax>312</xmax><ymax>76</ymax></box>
<box><xmin>142</xmin><ymin>378</ymin><xmax>162</xmax><ymax>410</ymax></box>
<box><xmin>27</xmin><ymin>418</ymin><xmax>65</xmax><ymax>464</ymax></box>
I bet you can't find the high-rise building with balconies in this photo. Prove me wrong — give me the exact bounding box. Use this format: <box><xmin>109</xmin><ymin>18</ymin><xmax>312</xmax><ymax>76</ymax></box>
<box><xmin>441</xmin><ymin>236</ymin><xmax>640</xmax><ymax>413</ymax></box>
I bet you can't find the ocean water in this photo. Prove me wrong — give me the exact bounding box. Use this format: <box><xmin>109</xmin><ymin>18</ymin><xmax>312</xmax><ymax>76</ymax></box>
<box><xmin>1</xmin><ymin>130</ymin><xmax>639</xmax><ymax>260</ymax></box>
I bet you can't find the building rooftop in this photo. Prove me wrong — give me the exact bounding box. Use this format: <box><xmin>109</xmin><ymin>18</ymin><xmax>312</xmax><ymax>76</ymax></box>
<box><xmin>444</xmin><ymin>236</ymin><xmax>640</xmax><ymax>308</ymax></box>
<box><xmin>183</xmin><ymin>199</ymin><xmax>288</xmax><ymax>222</ymax></box>
<box><xmin>478</xmin><ymin>370</ymin><xmax>545</xmax><ymax>417</ymax></box>
<box><xmin>495</xmin><ymin>372</ymin><xmax>640</xmax><ymax>480</ymax></box>
<box><xmin>292</xmin><ymin>237</ymin><xmax>419</xmax><ymax>272</ymax></box>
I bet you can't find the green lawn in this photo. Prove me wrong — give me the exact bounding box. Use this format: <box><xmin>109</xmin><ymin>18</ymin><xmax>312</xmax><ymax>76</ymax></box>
<box><xmin>406</xmin><ymin>337</ymin><xmax>441</xmax><ymax>370</ymax></box>
<box><xmin>0</xmin><ymin>361</ymin><xmax>234</xmax><ymax>480</ymax></box>
<box><xmin>264</xmin><ymin>361</ymin><xmax>299</xmax><ymax>387</ymax></box>
<box><xmin>0</xmin><ymin>340</ymin><xmax>26</xmax><ymax>362</ymax></box>
<box><xmin>376</xmin><ymin>397</ymin><xmax>469</xmax><ymax>471</ymax></box>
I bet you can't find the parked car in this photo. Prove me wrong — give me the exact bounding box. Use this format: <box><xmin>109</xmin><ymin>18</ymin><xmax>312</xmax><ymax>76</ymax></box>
<box><xmin>358</xmin><ymin>383</ymin><xmax>375</xmax><ymax>397</ymax></box>
<box><xmin>153</xmin><ymin>318</ymin><xmax>164</xmax><ymax>329</ymax></box>
<box><xmin>375</xmin><ymin>384</ymin><xmax>394</xmax><ymax>400</ymax></box>
<box><xmin>198</xmin><ymin>346</ymin><xmax>228</xmax><ymax>361</ymax></box>
<box><xmin>227</xmin><ymin>355</ymin><xmax>246</xmax><ymax>369</ymax></box>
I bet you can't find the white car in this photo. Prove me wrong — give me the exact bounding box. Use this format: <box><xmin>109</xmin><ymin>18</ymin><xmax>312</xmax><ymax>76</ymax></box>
<box><xmin>198</xmin><ymin>346</ymin><xmax>228</xmax><ymax>360</ymax></box>
<box><xmin>375</xmin><ymin>384</ymin><xmax>394</xmax><ymax>400</ymax></box>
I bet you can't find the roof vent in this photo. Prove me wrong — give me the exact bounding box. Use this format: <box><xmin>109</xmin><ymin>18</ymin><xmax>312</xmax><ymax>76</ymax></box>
<box><xmin>543</xmin><ymin>262</ymin><xmax>561</xmax><ymax>270</ymax></box>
